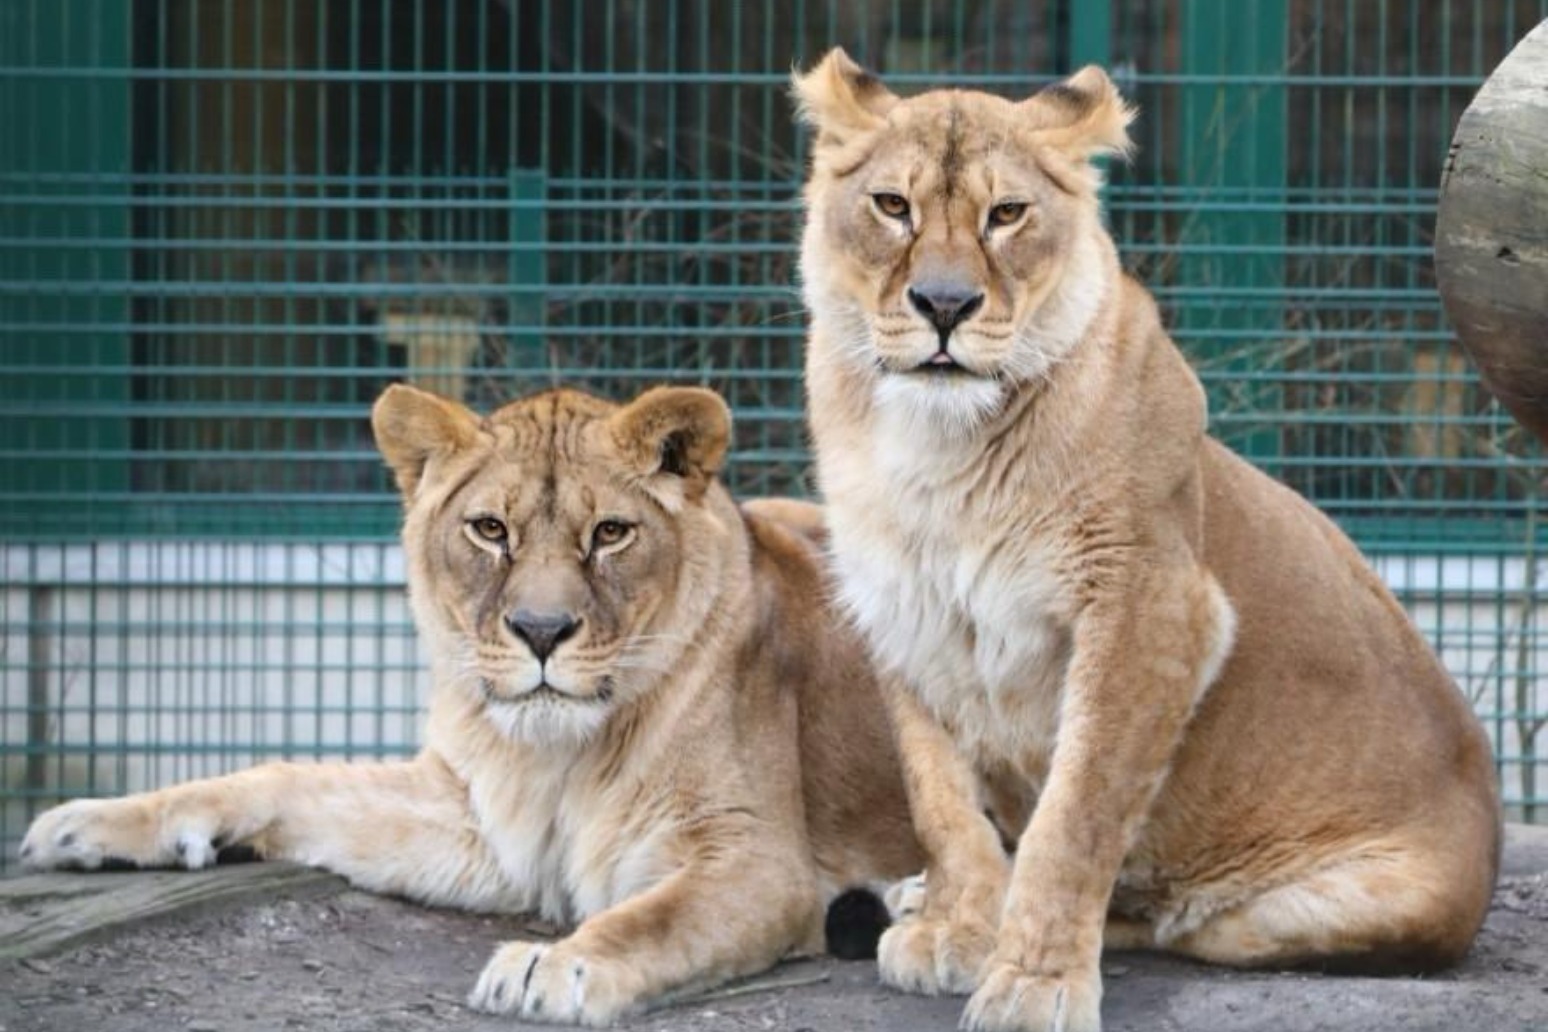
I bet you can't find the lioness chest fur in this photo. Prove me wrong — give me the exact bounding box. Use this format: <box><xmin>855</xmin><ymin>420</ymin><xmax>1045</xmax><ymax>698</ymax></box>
<box><xmin>795</xmin><ymin>49</ymin><xmax>1501</xmax><ymax>1032</ymax></box>
<box><xmin>21</xmin><ymin>384</ymin><xmax>922</xmax><ymax>1026</ymax></box>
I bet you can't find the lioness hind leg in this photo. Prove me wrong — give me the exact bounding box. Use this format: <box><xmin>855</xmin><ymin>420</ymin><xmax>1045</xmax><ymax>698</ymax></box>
<box><xmin>1163</xmin><ymin>843</ymin><xmax>1491</xmax><ymax>974</ymax></box>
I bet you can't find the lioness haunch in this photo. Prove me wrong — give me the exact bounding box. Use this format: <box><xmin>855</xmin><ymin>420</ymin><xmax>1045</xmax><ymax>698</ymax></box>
<box><xmin>22</xmin><ymin>383</ymin><xmax>922</xmax><ymax>1025</ymax></box>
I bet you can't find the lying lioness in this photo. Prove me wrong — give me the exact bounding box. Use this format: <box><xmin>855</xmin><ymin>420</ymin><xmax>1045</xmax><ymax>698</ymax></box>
<box><xmin>794</xmin><ymin>49</ymin><xmax>1501</xmax><ymax>1032</ymax></box>
<box><xmin>21</xmin><ymin>383</ymin><xmax>922</xmax><ymax>1025</ymax></box>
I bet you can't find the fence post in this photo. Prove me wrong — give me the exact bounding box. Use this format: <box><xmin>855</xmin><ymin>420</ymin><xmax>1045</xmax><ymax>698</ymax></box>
<box><xmin>25</xmin><ymin>585</ymin><xmax>54</xmax><ymax>824</ymax></box>
<box><xmin>1177</xmin><ymin>1</ymin><xmax>1288</xmax><ymax>464</ymax></box>
<box><xmin>0</xmin><ymin>0</ymin><xmax>131</xmax><ymax>536</ymax></box>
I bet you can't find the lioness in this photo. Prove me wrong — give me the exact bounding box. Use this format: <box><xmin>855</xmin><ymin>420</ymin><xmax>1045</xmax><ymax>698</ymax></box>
<box><xmin>20</xmin><ymin>383</ymin><xmax>921</xmax><ymax>1025</ymax></box>
<box><xmin>794</xmin><ymin>49</ymin><xmax>1500</xmax><ymax>1032</ymax></box>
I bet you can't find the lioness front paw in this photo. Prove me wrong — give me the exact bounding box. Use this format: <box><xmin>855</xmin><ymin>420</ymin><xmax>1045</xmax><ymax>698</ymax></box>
<box><xmin>468</xmin><ymin>938</ymin><xmax>645</xmax><ymax>1026</ymax></box>
<box><xmin>19</xmin><ymin>798</ymin><xmax>216</xmax><ymax>872</ymax></box>
<box><xmin>877</xmin><ymin>914</ymin><xmax>995</xmax><ymax>996</ymax></box>
<box><xmin>960</xmin><ymin>960</ymin><xmax>1102</xmax><ymax>1032</ymax></box>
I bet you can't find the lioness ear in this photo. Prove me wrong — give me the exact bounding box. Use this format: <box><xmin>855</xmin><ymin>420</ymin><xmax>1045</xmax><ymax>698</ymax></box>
<box><xmin>610</xmin><ymin>387</ymin><xmax>731</xmax><ymax>505</ymax></box>
<box><xmin>371</xmin><ymin>383</ymin><xmax>481</xmax><ymax>499</ymax></box>
<box><xmin>792</xmin><ymin>47</ymin><xmax>897</xmax><ymax>149</ymax></box>
<box><xmin>1021</xmin><ymin>65</ymin><xmax>1135</xmax><ymax>172</ymax></box>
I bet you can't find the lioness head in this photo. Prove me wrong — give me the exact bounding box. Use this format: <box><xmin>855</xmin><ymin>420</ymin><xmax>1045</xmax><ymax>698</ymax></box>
<box><xmin>794</xmin><ymin>48</ymin><xmax>1134</xmax><ymax>430</ymax></box>
<box><xmin>372</xmin><ymin>384</ymin><xmax>737</xmax><ymax>747</ymax></box>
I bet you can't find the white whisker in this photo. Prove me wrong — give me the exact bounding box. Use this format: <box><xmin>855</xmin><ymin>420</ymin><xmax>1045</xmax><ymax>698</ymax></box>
<box><xmin>607</xmin><ymin>659</ymin><xmax>676</xmax><ymax>674</ymax></box>
<box><xmin>622</xmin><ymin>633</ymin><xmax>695</xmax><ymax>647</ymax></box>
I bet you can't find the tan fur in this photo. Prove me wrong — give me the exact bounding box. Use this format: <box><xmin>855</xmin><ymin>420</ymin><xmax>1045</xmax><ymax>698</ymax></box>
<box><xmin>795</xmin><ymin>49</ymin><xmax>1501</xmax><ymax>1032</ymax></box>
<box><xmin>20</xmin><ymin>384</ymin><xmax>921</xmax><ymax>1026</ymax></box>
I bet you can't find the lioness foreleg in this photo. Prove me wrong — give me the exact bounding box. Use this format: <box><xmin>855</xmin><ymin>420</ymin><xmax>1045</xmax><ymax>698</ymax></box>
<box><xmin>962</xmin><ymin>570</ymin><xmax>1234</xmax><ymax>1032</ymax></box>
<box><xmin>469</xmin><ymin>827</ymin><xmax>819</xmax><ymax>1026</ymax></box>
<box><xmin>20</xmin><ymin>753</ymin><xmax>507</xmax><ymax>909</ymax></box>
<box><xmin>876</xmin><ymin>682</ymin><xmax>1012</xmax><ymax>996</ymax></box>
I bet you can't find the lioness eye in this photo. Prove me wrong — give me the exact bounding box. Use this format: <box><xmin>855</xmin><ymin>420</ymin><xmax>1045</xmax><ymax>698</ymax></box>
<box><xmin>988</xmin><ymin>201</ymin><xmax>1028</xmax><ymax>228</ymax></box>
<box><xmin>471</xmin><ymin>516</ymin><xmax>507</xmax><ymax>542</ymax></box>
<box><xmin>592</xmin><ymin>520</ymin><xmax>632</xmax><ymax>549</ymax></box>
<box><xmin>872</xmin><ymin>192</ymin><xmax>910</xmax><ymax>220</ymax></box>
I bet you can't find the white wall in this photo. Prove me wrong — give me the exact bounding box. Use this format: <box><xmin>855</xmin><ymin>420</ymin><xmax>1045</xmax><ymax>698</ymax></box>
<box><xmin>3</xmin><ymin>543</ymin><xmax>1544</xmax><ymax>864</ymax></box>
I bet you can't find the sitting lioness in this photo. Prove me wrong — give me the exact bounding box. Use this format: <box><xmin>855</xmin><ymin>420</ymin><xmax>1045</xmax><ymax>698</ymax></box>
<box><xmin>20</xmin><ymin>383</ymin><xmax>922</xmax><ymax>1024</ymax></box>
<box><xmin>794</xmin><ymin>49</ymin><xmax>1501</xmax><ymax>1032</ymax></box>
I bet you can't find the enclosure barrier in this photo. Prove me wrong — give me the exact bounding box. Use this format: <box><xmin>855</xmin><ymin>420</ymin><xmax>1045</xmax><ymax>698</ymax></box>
<box><xmin>3</xmin><ymin>1</ymin><xmax>1547</xmax><ymax>872</ymax></box>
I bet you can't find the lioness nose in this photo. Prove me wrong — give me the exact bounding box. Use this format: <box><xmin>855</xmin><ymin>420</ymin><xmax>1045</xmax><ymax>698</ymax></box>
<box><xmin>506</xmin><ymin>610</ymin><xmax>581</xmax><ymax>661</ymax></box>
<box><xmin>907</xmin><ymin>284</ymin><xmax>985</xmax><ymax>337</ymax></box>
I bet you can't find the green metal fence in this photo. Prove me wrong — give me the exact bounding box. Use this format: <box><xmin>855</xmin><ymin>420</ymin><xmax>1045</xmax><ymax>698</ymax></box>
<box><xmin>3</xmin><ymin>1</ymin><xmax>1547</xmax><ymax>872</ymax></box>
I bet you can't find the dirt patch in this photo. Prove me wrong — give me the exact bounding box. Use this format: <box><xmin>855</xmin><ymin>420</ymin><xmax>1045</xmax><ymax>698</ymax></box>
<box><xmin>2</xmin><ymin>872</ymin><xmax>1548</xmax><ymax>1032</ymax></box>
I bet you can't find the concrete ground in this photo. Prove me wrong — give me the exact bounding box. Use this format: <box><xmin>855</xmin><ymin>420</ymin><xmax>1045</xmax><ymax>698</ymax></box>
<box><xmin>2</xmin><ymin>827</ymin><xmax>1547</xmax><ymax>1032</ymax></box>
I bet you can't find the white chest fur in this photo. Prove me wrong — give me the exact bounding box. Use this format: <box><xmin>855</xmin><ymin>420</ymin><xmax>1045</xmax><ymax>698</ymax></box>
<box><xmin>821</xmin><ymin>417</ymin><xmax>1071</xmax><ymax>770</ymax></box>
<box><xmin>464</xmin><ymin>752</ymin><xmax>674</xmax><ymax>924</ymax></box>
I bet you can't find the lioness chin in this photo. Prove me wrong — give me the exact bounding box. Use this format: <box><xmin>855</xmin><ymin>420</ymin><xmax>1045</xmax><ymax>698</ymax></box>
<box><xmin>795</xmin><ymin>49</ymin><xmax>1501</xmax><ymax>1032</ymax></box>
<box><xmin>20</xmin><ymin>383</ymin><xmax>922</xmax><ymax>1026</ymax></box>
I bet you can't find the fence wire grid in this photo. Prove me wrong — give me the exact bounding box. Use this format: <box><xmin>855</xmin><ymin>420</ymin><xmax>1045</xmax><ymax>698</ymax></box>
<box><xmin>3</xmin><ymin>0</ymin><xmax>1548</xmax><ymax>872</ymax></box>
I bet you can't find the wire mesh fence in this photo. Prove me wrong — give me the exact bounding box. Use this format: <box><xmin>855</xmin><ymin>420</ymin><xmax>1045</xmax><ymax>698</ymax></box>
<box><xmin>3</xmin><ymin>0</ymin><xmax>1547</xmax><ymax>872</ymax></box>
